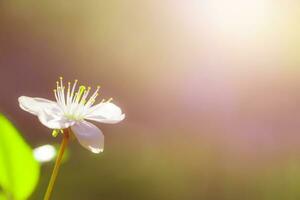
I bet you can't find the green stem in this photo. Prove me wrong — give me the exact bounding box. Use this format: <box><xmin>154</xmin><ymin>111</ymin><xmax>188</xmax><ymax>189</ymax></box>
<box><xmin>43</xmin><ymin>129</ymin><xmax>70</xmax><ymax>200</ymax></box>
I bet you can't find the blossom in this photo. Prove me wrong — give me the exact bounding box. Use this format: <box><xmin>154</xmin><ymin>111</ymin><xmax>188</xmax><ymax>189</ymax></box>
<box><xmin>18</xmin><ymin>77</ymin><xmax>125</xmax><ymax>153</ymax></box>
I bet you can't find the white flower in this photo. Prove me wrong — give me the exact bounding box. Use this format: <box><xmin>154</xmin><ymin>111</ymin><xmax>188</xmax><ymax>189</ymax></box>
<box><xmin>18</xmin><ymin>77</ymin><xmax>125</xmax><ymax>153</ymax></box>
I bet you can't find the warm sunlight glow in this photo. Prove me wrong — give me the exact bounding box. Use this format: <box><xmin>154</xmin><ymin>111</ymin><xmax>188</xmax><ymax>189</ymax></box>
<box><xmin>202</xmin><ymin>0</ymin><xmax>273</xmax><ymax>37</ymax></box>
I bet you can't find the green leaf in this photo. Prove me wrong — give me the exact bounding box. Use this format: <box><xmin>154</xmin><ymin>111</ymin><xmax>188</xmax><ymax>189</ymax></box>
<box><xmin>0</xmin><ymin>193</ymin><xmax>6</xmax><ymax>200</ymax></box>
<box><xmin>0</xmin><ymin>114</ymin><xmax>40</xmax><ymax>200</ymax></box>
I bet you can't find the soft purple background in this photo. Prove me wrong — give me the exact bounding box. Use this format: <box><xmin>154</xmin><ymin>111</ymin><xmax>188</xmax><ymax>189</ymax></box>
<box><xmin>1</xmin><ymin>0</ymin><xmax>300</xmax><ymax>199</ymax></box>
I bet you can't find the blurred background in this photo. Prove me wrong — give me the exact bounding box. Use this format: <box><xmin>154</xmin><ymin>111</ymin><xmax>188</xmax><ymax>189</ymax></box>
<box><xmin>1</xmin><ymin>0</ymin><xmax>300</xmax><ymax>199</ymax></box>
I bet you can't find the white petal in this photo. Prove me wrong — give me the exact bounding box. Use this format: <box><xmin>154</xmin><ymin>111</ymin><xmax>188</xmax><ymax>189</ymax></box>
<box><xmin>37</xmin><ymin>108</ymin><xmax>75</xmax><ymax>129</ymax></box>
<box><xmin>71</xmin><ymin>121</ymin><xmax>104</xmax><ymax>153</ymax></box>
<box><xmin>85</xmin><ymin>102</ymin><xmax>125</xmax><ymax>124</ymax></box>
<box><xmin>18</xmin><ymin>96</ymin><xmax>57</xmax><ymax>115</ymax></box>
<box><xmin>19</xmin><ymin>96</ymin><xmax>73</xmax><ymax>129</ymax></box>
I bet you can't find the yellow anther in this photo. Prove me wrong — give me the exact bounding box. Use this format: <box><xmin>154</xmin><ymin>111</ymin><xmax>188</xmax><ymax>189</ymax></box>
<box><xmin>60</xmin><ymin>76</ymin><xmax>63</xmax><ymax>80</ymax></box>
<box><xmin>76</xmin><ymin>86</ymin><xmax>86</xmax><ymax>102</ymax></box>
<box><xmin>52</xmin><ymin>129</ymin><xmax>59</xmax><ymax>137</ymax></box>
<box><xmin>79</xmin><ymin>85</ymin><xmax>86</xmax><ymax>92</ymax></box>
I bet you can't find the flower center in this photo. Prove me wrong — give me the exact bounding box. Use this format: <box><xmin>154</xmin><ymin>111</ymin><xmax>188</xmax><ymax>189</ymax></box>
<box><xmin>53</xmin><ymin>77</ymin><xmax>103</xmax><ymax>121</ymax></box>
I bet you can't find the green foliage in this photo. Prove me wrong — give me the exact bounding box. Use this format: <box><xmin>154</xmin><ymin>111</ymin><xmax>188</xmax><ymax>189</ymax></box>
<box><xmin>0</xmin><ymin>114</ymin><xmax>40</xmax><ymax>200</ymax></box>
<box><xmin>0</xmin><ymin>193</ymin><xmax>6</xmax><ymax>200</ymax></box>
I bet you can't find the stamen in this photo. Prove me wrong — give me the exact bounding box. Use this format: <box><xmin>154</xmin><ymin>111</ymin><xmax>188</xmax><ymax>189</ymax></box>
<box><xmin>56</xmin><ymin>81</ymin><xmax>63</xmax><ymax>105</ymax></box>
<box><xmin>80</xmin><ymin>87</ymin><xmax>91</xmax><ymax>105</ymax></box>
<box><xmin>70</xmin><ymin>79</ymin><xmax>78</xmax><ymax>102</ymax></box>
<box><xmin>90</xmin><ymin>86</ymin><xmax>100</xmax><ymax>100</ymax></box>
<box><xmin>92</xmin><ymin>93</ymin><xmax>99</xmax><ymax>100</ymax></box>
<box><xmin>59</xmin><ymin>76</ymin><xmax>63</xmax><ymax>87</ymax></box>
<box><xmin>67</xmin><ymin>82</ymin><xmax>71</xmax><ymax>105</ymax></box>
<box><xmin>76</xmin><ymin>86</ymin><xmax>86</xmax><ymax>103</ymax></box>
<box><xmin>53</xmin><ymin>78</ymin><xmax>109</xmax><ymax>120</ymax></box>
<box><xmin>84</xmin><ymin>86</ymin><xmax>100</xmax><ymax>108</ymax></box>
<box><xmin>53</xmin><ymin>89</ymin><xmax>59</xmax><ymax>102</ymax></box>
<box><xmin>72</xmin><ymin>92</ymin><xmax>78</xmax><ymax>103</ymax></box>
<box><xmin>68</xmin><ymin>91</ymin><xmax>78</xmax><ymax>114</ymax></box>
<box><xmin>57</xmin><ymin>87</ymin><xmax>61</xmax><ymax>101</ymax></box>
<box><xmin>107</xmin><ymin>98</ymin><xmax>113</xmax><ymax>103</ymax></box>
<box><xmin>60</xmin><ymin>77</ymin><xmax>66</xmax><ymax>106</ymax></box>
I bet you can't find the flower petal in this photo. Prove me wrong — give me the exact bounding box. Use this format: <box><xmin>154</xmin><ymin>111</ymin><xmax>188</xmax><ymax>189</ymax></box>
<box><xmin>71</xmin><ymin>121</ymin><xmax>104</xmax><ymax>153</ymax></box>
<box><xmin>18</xmin><ymin>96</ymin><xmax>57</xmax><ymax>115</ymax></box>
<box><xmin>37</xmin><ymin>109</ymin><xmax>74</xmax><ymax>129</ymax></box>
<box><xmin>85</xmin><ymin>102</ymin><xmax>125</xmax><ymax>124</ymax></box>
<box><xmin>19</xmin><ymin>96</ymin><xmax>73</xmax><ymax>129</ymax></box>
